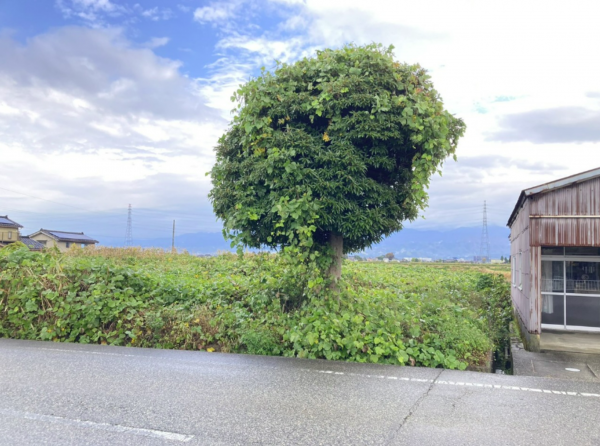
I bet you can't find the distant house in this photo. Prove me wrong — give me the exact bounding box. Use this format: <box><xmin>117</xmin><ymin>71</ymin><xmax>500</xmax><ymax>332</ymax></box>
<box><xmin>28</xmin><ymin>229</ymin><xmax>98</xmax><ymax>253</ymax></box>
<box><xmin>508</xmin><ymin>167</ymin><xmax>600</xmax><ymax>352</ymax></box>
<box><xmin>0</xmin><ymin>216</ymin><xmax>47</xmax><ymax>251</ymax></box>
<box><xmin>0</xmin><ymin>215</ymin><xmax>23</xmax><ymax>246</ymax></box>
<box><xmin>18</xmin><ymin>236</ymin><xmax>45</xmax><ymax>251</ymax></box>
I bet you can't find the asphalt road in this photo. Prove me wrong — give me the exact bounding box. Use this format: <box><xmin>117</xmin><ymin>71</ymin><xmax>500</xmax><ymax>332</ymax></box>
<box><xmin>1</xmin><ymin>339</ymin><xmax>600</xmax><ymax>446</ymax></box>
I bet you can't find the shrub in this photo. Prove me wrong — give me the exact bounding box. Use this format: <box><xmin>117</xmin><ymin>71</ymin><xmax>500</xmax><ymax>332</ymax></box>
<box><xmin>0</xmin><ymin>247</ymin><xmax>509</xmax><ymax>370</ymax></box>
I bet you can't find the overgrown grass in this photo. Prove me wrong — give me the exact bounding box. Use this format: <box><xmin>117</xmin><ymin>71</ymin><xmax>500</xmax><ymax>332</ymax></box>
<box><xmin>0</xmin><ymin>244</ymin><xmax>511</xmax><ymax>370</ymax></box>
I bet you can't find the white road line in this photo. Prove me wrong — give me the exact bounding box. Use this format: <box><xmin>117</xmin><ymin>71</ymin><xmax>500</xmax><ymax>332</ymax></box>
<box><xmin>6</xmin><ymin>345</ymin><xmax>600</xmax><ymax>401</ymax></box>
<box><xmin>0</xmin><ymin>409</ymin><xmax>194</xmax><ymax>442</ymax></box>
<box><xmin>299</xmin><ymin>369</ymin><xmax>600</xmax><ymax>399</ymax></box>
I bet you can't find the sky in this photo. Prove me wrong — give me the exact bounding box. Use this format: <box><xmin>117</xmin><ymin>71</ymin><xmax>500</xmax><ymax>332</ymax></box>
<box><xmin>1</xmin><ymin>0</ymin><xmax>599</xmax><ymax>244</ymax></box>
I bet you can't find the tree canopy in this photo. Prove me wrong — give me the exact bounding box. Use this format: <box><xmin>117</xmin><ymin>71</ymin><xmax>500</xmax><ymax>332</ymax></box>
<box><xmin>209</xmin><ymin>44</ymin><xmax>465</xmax><ymax>278</ymax></box>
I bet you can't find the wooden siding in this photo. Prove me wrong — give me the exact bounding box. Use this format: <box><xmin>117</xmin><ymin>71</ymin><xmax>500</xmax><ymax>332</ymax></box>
<box><xmin>529</xmin><ymin>177</ymin><xmax>600</xmax><ymax>246</ymax></box>
<box><xmin>510</xmin><ymin>200</ymin><xmax>537</xmax><ymax>333</ymax></box>
<box><xmin>510</xmin><ymin>175</ymin><xmax>600</xmax><ymax>336</ymax></box>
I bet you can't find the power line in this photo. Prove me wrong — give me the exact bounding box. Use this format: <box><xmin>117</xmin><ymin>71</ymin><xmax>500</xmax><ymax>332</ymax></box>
<box><xmin>0</xmin><ymin>186</ymin><xmax>89</xmax><ymax>211</ymax></box>
<box><xmin>0</xmin><ymin>186</ymin><xmax>208</xmax><ymax>218</ymax></box>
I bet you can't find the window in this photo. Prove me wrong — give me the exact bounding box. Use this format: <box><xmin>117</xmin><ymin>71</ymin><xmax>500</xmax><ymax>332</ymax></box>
<box><xmin>565</xmin><ymin>247</ymin><xmax>600</xmax><ymax>256</ymax></box>
<box><xmin>8</xmin><ymin>231</ymin><xmax>12</xmax><ymax>240</ymax></box>
<box><xmin>541</xmin><ymin>247</ymin><xmax>600</xmax><ymax>329</ymax></box>
<box><xmin>39</xmin><ymin>240</ymin><xmax>47</xmax><ymax>245</ymax></box>
<box><xmin>519</xmin><ymin>252</ymin><xmax>523</xmax><ymax>290</ymax></box>
<box><xmin>566</xmin><ymin>261</ymin><xmax>600</xmax><ymax>295</ymax></box>
<box><xmin>65</xmin><ymin>242</ymin><xmax>71</xmax><ymax>248</ymax></box>
<box><xmin>511</xmin><ymin>256</ymin><xmax>516</xmax><ymax>286</ymax></box>
<box><xmin>541</xmin><ymin>260</ymin><xmax>564</xmax><ymax>292</ymax></box>
<box><xmin>542</xmin><ymin>246</ymin><xmax>564</xmax><ymax>256</ymax></box>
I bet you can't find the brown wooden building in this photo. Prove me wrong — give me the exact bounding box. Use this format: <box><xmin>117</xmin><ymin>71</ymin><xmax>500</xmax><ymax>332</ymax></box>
<box><xmin>508</xmin><ymin>167</ymin><xmax>600</xmax><ymax>351</ymax></box>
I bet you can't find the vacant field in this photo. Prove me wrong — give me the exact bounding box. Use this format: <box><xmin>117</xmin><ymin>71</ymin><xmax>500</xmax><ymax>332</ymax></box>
<box><xmin>420</xmin><ymin>262</ymin><xmax>511</xmax><ymax>278</ymax></box>
<box><xmin>0</xmin><ymin>245</ymin><xmax>510</xmax><ymax>370</ymax></box>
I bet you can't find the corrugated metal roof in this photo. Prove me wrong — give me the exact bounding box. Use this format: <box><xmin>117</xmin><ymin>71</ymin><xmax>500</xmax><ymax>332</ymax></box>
<box><xmin>507</xmin><ymin>166</ymin><xmax>600</xmax><ymax>227</ymax></box>
<box><xmin>0</xmin><ymin>215</ymin><xmax>23</xmax><ymax>228</ymax></box>
<box><xmin>31</xmin><ymin>229</ymin><xmax>99</xmax><ymax>244</ymax></box>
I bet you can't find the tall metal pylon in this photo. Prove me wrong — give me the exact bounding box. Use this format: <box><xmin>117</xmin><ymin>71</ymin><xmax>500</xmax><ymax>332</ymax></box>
<box><xmin>125</xmin><ymin>204</ymin><xmax>133</xmax><ymax>247</ymax></box>
<box><xmin>479</xmin><ymin>200</ymin><xmax>490</xmax><ymax>263</ymax></box>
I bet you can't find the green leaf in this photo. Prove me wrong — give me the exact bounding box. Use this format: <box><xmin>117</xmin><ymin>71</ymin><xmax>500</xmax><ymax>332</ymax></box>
<box><xmin>208</xmin><ymin>43</ymin><xmax>466</xmax><ymax>274</ymax></box>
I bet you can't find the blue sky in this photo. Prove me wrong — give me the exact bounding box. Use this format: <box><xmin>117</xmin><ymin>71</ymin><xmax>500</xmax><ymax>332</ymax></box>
<box><xmin>1</xmin><ymin>0</ymin><xmax>599</xmax><ymax>245</ymax></box>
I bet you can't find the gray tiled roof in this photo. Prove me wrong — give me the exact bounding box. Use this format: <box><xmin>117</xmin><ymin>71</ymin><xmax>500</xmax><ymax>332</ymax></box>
<box><xmin>19</xmin><ymin>237</ymin><xmax>45</xmax><ymax>250</ymax></box>
<box><xmin>0</xmin><ymin>216</ymin><xmax>23</xmax><ymax>228</ymax></box>
<box><xmin>40</xmin><ymin>229</ymin><xmax>98</xmax><ymax>244</ymax></box>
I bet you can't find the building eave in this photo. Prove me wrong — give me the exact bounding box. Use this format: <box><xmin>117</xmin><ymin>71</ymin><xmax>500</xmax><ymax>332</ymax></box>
<box><xmin>0</xmin><ymin>215</ymin><xmax>24</xmax><ymax>229</ymax></box>
<box><xmin>507</xmin><ymin>166</ymin><xmax>600</xmax><ymax>228</ymax></box>
<box><xmin>28</xmin><ymin>229</ymin><xmax>98</xmax><ymax>244</ymax></box>
<box><xmin>28</xmin><ymin>230</ymin><xmax>59</xmax><ymax>241</ymax></box>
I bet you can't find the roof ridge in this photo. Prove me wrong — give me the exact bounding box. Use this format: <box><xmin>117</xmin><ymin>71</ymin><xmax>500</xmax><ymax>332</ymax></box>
<box><xmin>524</xmin><ymin>166</ymin><xmax>600</xmax><ymax>193</ymax></box>
<box><xmin>508</xmin><ymin>166</ymin><xmax>600</xmax><ymax>227</ymax></box>
<box><xmin>0</xmin><ymin>215</ymin><xmax>23</xmax><ymax>227</ymax></box>
<box><xmin>41</xmin><ymin>229</ymin><xmax>85</xmax><ymax>234</ymax></box>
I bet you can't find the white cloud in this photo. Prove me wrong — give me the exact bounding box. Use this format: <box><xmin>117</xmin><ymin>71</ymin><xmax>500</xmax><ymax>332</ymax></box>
<box><xmin>198</xmin><ymin>0</ymin><xmax>600</xmax><ymax>228</ymax></box>
<box><xmin>217</xmin><ymin>35</ymin><xmax>307</xmax><ymax>63</ymax></box>
<box><xmin>0</xmin><ymin>27</ymin><xmax>226</xmax><ymax>235</ymax></box>
<box><xmin>57</xmin><ymin>1</ymin><xmax>176</xmax><ymax>25</ymax></box>
<box><xmin>141</xmin><ymin>7</ymin><xmax>174</xmax><ymax>21</ymax></box>
<box><xmin>72</xmin><ymin>0</ymin><xmax>117</xmax><ymax>11</ymax></box>
<box><xmin>55</xmin><ymin>0</ymin><xmax>127</xmax><ymax>23</ymax></box>
<box><xmin>143</xmin><ymin>37</ymin><xmax>170</xmax><ymax>48</ymax></box>
<box><xmin>8</xmin><ymin>0</ymin><xmax>600</xmax><ymax>238</ymax></box>
<box><xmin>193</xmin><ymin>4</ymin><xmax>236</xmax><ymax>24</ymax></box>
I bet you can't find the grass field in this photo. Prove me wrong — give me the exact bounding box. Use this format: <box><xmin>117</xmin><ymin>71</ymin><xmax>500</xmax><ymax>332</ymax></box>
<box><xmin>0</xmin><ymin>245</ymin><xmax>511</xmax><ymax>371</ymax></box>
<box><xmin>416</xmin><ymin>262</ymin><xmax>510</xmax><ymax>278</ymax></box>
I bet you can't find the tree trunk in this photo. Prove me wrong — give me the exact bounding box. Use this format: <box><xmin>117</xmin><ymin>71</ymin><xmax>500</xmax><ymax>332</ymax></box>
<box><xmin>327</xmin><ymin>232</ymin><xmax>343</xmax><ymax>287</ymax></box>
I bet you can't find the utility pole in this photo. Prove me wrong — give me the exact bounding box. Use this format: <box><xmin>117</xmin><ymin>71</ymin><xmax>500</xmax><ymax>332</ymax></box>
<box><xmin>125</xmin><ymin>204</ymin><xmax>133</xmax><ymax>247</ymax></box>
<box><xmin>172</xmin><ymin>220</ymin><xmax>175</xmax><ymax>252</ymax></box>
<box><xmin>479</xmin><ymin>200</ymin><xmax>490</xmax><ymax>263</ymax></box>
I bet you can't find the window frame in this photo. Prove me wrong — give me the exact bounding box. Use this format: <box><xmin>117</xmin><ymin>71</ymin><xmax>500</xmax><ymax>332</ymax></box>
<box><xmin>511</xmin><ymin>256</ymin><xmax>516</xmax><ymax>287</ymax></box>
<box><xmin>517</xmin><ymin>251</ymin><xmax>523</xmax><ymax>291</ymax></box>
<box><xmin>541</xmin><ymin>250</ymin><xmax>600</xmax><ymax>331</ymax></box>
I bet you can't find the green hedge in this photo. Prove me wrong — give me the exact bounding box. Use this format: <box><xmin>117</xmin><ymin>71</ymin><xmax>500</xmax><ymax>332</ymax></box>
<box><xmin>0</xmin><ymin>246</ymin><xmax>510</xmax><ymax>370</ymax></box>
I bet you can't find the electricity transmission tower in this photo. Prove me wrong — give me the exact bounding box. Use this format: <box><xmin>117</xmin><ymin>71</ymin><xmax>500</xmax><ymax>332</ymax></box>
<box><xmin>172</xmin><ymin>220</ymin><xmax>176</xmax><ymax>252</ymax></box>
<box><xmin>479</xmin><ymin>200</ymin><xmax>490</xmax><ymax>263</ymax></box>
<box><xmin>125</xmin><ymin>204</ymin><xmax>133</xmax><ymax>247</ymax></box>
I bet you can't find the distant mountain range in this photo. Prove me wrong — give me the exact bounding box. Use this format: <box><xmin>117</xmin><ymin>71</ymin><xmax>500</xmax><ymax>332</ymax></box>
<box><xmin>100</xmin><ymin>225</ymin><xmax>510</xmax><ymax>260</ymax></box>
<box><xmin>359</xmin><ymin>226</ymin><xmax>510</xmax><ymax>260</ymax></box>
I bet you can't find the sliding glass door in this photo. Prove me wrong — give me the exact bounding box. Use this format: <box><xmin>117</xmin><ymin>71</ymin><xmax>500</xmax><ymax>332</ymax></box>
<box><xmin>541</xmin><ymin>260</ymin><xmax>564</xmax><ymax>326</ymax></box>
<box><xmin>541</xmin><ymin>248</ymin><xmax>600</xmax><ymax>331</ymax></box>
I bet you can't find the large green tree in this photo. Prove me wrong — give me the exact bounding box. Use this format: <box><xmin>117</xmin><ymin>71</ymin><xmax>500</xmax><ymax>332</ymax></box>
<box><xmin>209</xmin><ymin>44</ymin><xmax>465</xmax><ymax>281</ymax></box>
